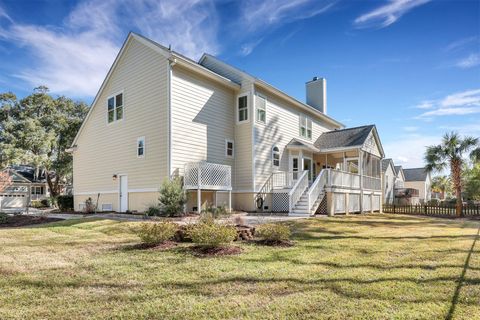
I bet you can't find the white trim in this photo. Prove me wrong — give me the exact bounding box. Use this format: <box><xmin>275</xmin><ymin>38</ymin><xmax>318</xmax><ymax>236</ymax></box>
<box><xmin>118</xmin><ymin>174</ymin><xmax>128</xmax><ymax>212</ymax></box>
<box><xmin>128</xmin><ymin>188</ymin><xmax>158</xmax><ymax>193</ymax></box>
<box><xmin>74</xmin><ymin>190</ymin><xmax>117</xmax><ymax>195</ymax></box>
<box><xmin>167</xmin><ymin>59</ymin><xmax>173</xmax><ymax>177</ymax></box>
<box><xmin>255</xmin><ymin>93</ymin><xmax>267</xmax><ymax>124</ymax></box>
<box><xmin>137</xmin><ymin>136</ymin><xmax>145</xmax><ymax>158</ymax></box>
<box><xmin>236</xmin><ymin>93</ymin><xmax>250</xmax><ymax>124</ymax></box>
<box><xmin>272</xmin><ymin>145</ymin><xmax>280</xmax><ymax>167</ymax></box>
<box><xmin>299</xmin><ymin>114</ymin><xmax>312</xmax><ymax>140</ymax></box>
<box><xmin>225</xmin><ymin>139</ymin><xmax>234</xmax><ymax>158</ymax></box>
<box><xmin>106</xmin><ymin>90</ymin><xmax>124</xmax><ymax>125</ymax></box>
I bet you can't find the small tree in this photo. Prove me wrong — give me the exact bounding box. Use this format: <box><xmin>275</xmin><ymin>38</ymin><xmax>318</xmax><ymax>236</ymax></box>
<box><xmin>431</xmin><ymin>175</ymin><xmax>451</xmax><ymax>200</ymax></box>
<box><xmin>158</xmin><ymin>177</ymin><xmax>186</xmax><ymax>216</ymax></box>
<box><xmin>425</xmin><ymin>132</ymin><xmax>480</xmax><ymax>216</ymax></box>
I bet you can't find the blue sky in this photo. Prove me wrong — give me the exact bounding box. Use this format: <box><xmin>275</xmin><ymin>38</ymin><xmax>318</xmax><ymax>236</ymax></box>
<box><xmin>0</xmin><ymin>0</ymin><xmax>479</xmax><ymax>168</ymax></box>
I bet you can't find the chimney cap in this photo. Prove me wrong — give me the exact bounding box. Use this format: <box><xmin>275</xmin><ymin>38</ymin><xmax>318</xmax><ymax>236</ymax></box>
<box><xmin>313</xmin><ymin>76</ymin><xmax>319</xmax><ymax>81</ymax></box>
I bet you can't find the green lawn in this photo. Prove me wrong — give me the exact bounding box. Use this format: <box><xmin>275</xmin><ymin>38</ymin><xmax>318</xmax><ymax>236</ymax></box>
<box><xmin>1</xmin><ymin>214</ymin><xmax>479</xmax><ymax>319</ymax></box>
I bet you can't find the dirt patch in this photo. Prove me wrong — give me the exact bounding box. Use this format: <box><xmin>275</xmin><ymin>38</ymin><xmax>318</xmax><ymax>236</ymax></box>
<box><xmin>123</xmin><ymin>241</ymin><xmax>178</xmax><ymax>251</ymax></box>
<box><xmin>0</xmin><ymin>215</ymin><xmax>64</xmax><ymax>228</ymax></box>
<box><xmin>188</xmin><ymin>245</ymin><xmax>243</xmax><ymax>257</ymax></box>
<box><xmin>252</xmin><ymin>239</ymin><xmax>294</xmax><ymax>247</ymax></box>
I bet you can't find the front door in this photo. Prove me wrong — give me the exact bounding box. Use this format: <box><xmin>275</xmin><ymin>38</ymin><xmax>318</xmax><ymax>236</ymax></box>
<box><xmin>304</xmin><ymin>158</ymin><xmax>312</xmax><ymax>182</ymax></box>
<box><xmin>119</xmin><ymin>175</ymin><xmax>128</xmax><ymax>212</ymax></box>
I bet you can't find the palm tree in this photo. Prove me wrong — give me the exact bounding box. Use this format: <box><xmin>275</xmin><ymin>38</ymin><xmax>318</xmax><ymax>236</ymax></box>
<box><xmin>425</xmin><ymin>132</ymin><xmax>480</xmax><ymax>216</ymax></box>
<box><xmin>431</xmin><ymin>175</ymin><xmax>451</xmax><ymax>200</ymax></box>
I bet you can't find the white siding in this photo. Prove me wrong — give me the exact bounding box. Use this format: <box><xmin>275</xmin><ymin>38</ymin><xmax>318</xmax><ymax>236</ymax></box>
<box><xmin>170</xmin><ymin>66</ymin><xmax>236</xmax><ymax>179</ymax></box>
<box><xmin>73</xmin><ymin>37</ymin><xmax>169</xmax><ymax>210</ymax></box>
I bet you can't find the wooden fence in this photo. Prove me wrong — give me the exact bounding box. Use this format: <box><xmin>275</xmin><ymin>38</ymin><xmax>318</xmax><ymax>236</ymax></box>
<box><xmin>383</xmin><ymin>204</ymin><xmax>480</xmax><ymax>217</ymax></box>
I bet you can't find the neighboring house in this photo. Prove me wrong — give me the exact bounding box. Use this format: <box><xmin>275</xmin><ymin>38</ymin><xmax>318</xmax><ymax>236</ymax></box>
<box><xmin>70</xmin><ymin>32</ymin><xmax>385</xmax><ymax>216</ymax></box>
<box><xmin>392</xmin><ymin>165</ymin><xmax>420</xmax><ymax>205</ymax></box>
<box><xmin>394</xmin><ymin>165</ymin><xmax>405</xmax><ymax>188</ymax></box>
<box><xmin>381</xmin><ymin>158</ymin><xmax>396</xmax><ymax>205</ymax></box>
<box><xmin>403</xmin><ymin>168</ymin><xmax>432</xmax><ymax>204</ymax></box>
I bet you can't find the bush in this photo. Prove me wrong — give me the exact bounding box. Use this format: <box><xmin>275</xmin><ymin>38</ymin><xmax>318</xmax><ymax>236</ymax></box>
<box><xmin>30</xmin><ymin>200</ymin><xmax>43</xmax><ymax>208</ymax></box>
<box><xmin>135</xmin><ymin>222</ymin><xmax>178</xmax><ymax>245</ymax></box>
<box><xmin>145</xmin><ymin>205</ymin><xmax>161</xmax><ymax>217</ymax></box>
<box><xmin>0</xmin><ymin>212</ymin><xmax>8</xmax><ymax>224</ymax></box>
<box><xmin>201</xmin><ymin>204</ymin><xmax>230</xmax><ymax>219</ymax></box>
<box><xmin>158</xmin><ymin>177</ymin><xmax>186</xmax><ymax>217</ymax></box>
<box><xmin>188</xmin><ymin>221</ymin><xmax>237</xmax><ymax>248</ymax></box>
<box><xmin>256</xmin><ymin>223</ymin><xmax>291</xmax><ymax>243</ymax></box>
<box><xmin>57</xmin><ymin>195</ymin><xmax>74</xmax><ymax>211</ymax></box>
<box><xmin>84</xmin><ymin>197</ymin><xmax>96</xmax><ymax>213</ymax></box>
<box><xmin>40</xmin><ymin>198</ymin><xmax>51</xmax><ymax>207</ymax></box>
<box><xmin>427</xmin><ymin>198</ymin><xmax>440</xmax><ymax>205</ymax></box>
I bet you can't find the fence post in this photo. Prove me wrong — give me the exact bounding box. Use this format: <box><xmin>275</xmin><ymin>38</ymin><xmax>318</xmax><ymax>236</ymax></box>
<box><xmin>424</xmin><ymin>205</ymin><xmax>427</xmax><ymax>215</ymax></box>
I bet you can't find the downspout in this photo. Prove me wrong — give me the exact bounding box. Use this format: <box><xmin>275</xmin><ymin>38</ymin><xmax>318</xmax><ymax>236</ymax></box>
<box><xmin>167</xmin><ymin>56</ymin><xmax>177</xmax><ymax>179</ymax></box>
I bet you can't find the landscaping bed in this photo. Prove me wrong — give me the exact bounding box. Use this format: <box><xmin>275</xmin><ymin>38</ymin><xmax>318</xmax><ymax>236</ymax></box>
<box><xmin>0</xmin><ymin>214</ymin><xmax>64</xmax><ymax>228</ymax></box>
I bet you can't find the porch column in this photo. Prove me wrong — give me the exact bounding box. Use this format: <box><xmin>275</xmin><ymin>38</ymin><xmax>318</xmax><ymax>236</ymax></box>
<box><xmin>345</xmin><ymin>193</ymin><xmax>350</xmax><ymax>215</ymax></box>
<box><xmin>183</xmin><ymin>190</ymin><xmax>187</xmax><ymax>214</ymax></box>
<box><xmin>228</xmin><ymin>190</ymin><xmax>232</xmax><ymax>213</ymax></box>
<box><xmin>214</xmin><ymin>191</ymin><xmax>217</xmax><ymax>208</ymax></box>
<box><xmin>370</xmin><ymin>193</ymin><xmax>374</xmax><ymax>214</ymax></box>
<box><xmin>359</xmin><ymin>149</ymin><xmax>364</xmax><ymax>213</ymax></box>
<box><xmin>197</xmin><ymin>189</ymin><xmax>201</xmax><ymax>213</ymax></box>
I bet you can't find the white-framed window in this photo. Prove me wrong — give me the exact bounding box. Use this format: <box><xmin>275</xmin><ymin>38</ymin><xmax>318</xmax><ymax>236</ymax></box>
<box><xmin>31</xmin><ymin>186</ymin><xmax>44</xmax><ymax>195</ymax></box>
<box><xmin>255</xmin><ymin>94</ymin><xmax>266</xmax><ymax>123</ymax></box>
<box><xmin>299</xmin><ymin>114</ymin><xmax>312</xmax><ymax>139</ymax></box>
<box><xmin>107</xmin><ymin>92</ymin><xmax>123</xmax><ymax>123</ymax></box>
<box><xmin>137</xmin><ymin>137</ymin><xmax>145</xmax><ymax>158</ymax></box>
<box><xmin>272</xmin><ymin>146</ymin><xmax>280</xmax><ymax>167</ymax></box>
<box><xmin>237</xmin><ymin>94</ymin><xmax>248</xmax><ymax>123</ymax></box>
<box><xmin>225</xmin><ymin>139</ymin><xmax>234</xmax><ymax>158</ymax></box>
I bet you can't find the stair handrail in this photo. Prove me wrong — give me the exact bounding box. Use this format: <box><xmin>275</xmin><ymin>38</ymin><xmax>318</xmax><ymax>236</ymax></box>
<box><xmin>307</xmin><ymin>169</ymin><xmax>329</xmax><ymax>213</ymax></box>
<box><xmin>256</xmin><ymin>172</ymin><xmax>274</xmax><ymax>209</ymax></box>
<box><xmin>288</xmin><ymin>170</ymin><xmax>308</xmax><ymax>212</ymax></box>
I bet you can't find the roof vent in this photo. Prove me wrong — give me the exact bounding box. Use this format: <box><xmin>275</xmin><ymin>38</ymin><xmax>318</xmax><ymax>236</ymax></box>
<box><xmin>306</xmin><ymin>77</ymin><xmax>327</xmax><ymax>114</ymax></box>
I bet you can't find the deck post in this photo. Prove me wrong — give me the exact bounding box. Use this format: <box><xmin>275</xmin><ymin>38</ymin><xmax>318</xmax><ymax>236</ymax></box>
<box><xmin>359</xmin><ymin>149</ymin><xmax>364</xmax><ymax>213</ymax></box>
<box><xmin>197</xmin><ymin>188</ymin><xmax>201</xmax><ymax>213</ymax></box>
<box><xmin>228</xmin><ymin>190</ymin><xmax>232</xmax><ymax>213</ymax></box>
<box><xmin>214</xmin><ymin>191</ymin><xmax>217</xmax><ymax>208</ymax></box>
<box><xmin>345</xmin><ymin>193</ymin><xmax>350</xmax><ymax>215</ymax></box>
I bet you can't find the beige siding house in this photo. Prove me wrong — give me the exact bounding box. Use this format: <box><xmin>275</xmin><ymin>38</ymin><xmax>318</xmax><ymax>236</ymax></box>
<box><xmin>403</xmin><ymin>168</ymin><xmax>432</xmax><ymax>204</ymax></box>
<box><xmin>71</xmin><ymin>33</ymin><xmax>385</xmax><ymax>215</ymax></box>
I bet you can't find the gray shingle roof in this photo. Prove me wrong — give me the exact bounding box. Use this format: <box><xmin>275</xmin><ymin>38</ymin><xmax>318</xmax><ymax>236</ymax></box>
<box><xmin>314</xmin><ymin>125</ymin><xmax>375</xmax><ymax>150</ymax></box>
<box><xmin>394</xmin><ymin>165</ymin><xmax>402</xmax><ymax>172</ymax></box>
<box><xmin>403</xmin><ymin>168</ymin><xmax>428</xmax><ymax>182</ymax></box>
<box><xmin>286</xmin><ymin>138</ymin><xmax>320</xmax><ymax>152</ymax></box>
<box><xmin>381</xmin><ymin>158</ymin><xmax>394</xmax><ymax>173</ymax></box>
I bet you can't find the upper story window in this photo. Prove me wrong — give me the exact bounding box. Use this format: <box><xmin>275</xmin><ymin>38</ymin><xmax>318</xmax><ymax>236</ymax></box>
<box><xmin>226</xmin><ymin>139</ymin><xmax>234</xmax><ymax>158</ymax></box>
<box><xmin>299</xmin><ymin>114</ymin><xmax>312</xmax><ymax>139</ymax></box>
<box><xmin>108</xmin><ymin>93</ymin><xmax>123</xmax><ymax>123</ymax></box>
<box><xmin>255</xmin><ymin>94</ymin><xmax>266</xmax><ymax>123</ymax></box>
<box><xmin>137</xmin><ymin>137</ymin><xmax>145</xmax><ymax>158</ymax></box>
<box><xmin>237</xmin><ymin>95</ymin><xmax>248</xmax><ymax>123</ymax></box>
<box><xmin>272</xmin><ymin>146</ymin><xmax>280</xmax><ymax>167</ymax></box>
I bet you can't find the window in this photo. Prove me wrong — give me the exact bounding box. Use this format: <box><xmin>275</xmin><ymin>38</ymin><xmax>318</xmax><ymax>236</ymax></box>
<box><xmin>238</xmin><ymin>95</ymin><xmax>248</xmax><ymax>123</ymax></box>
<box><xmin>272</xmin><ymin>146</ymin><xmax>280</xmax><ymax>167</ymax></box>
<box><xmin>255</xmin><ymin>95</ymin><xmax>266</xmax><ymax>123</ymax></box>
<box><xmin>137</xmin><ymin>137</ymin><xmax>145</xmax><ymax>158</ymax></box>
<box><xmin>225</xmin><ymin>139</ymin><xmax>234</xmax><ymax>158</ymax></box>
<box><xmin>107</xmin><ymin>93</ymin><xmax>123</xmax><ymax>123</ymax></box>
<box><xmin>299</xmin><ymin>114</ymin><xmax>312</xmax><ymax>139</ymax></box>
<box><xmin>31</xmin><ymin>186</ymin><xmax>44</xmax><ymax>195</ymax></box>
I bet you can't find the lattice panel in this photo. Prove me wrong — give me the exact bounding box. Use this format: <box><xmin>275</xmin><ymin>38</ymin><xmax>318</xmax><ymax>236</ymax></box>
<box><xmin>184</xmin><ymin>162</ymin><xmax>231</xmax><ymax>190</ymax></box>
<box><xmin>316</xmin><ymin>194</ymin><xmax>327</xmax><ymax>214</ymax></box>
<box><xmin>272</xmin><ymin>192</ymin><xmax>289</xmax><ymax>212</ymax></box>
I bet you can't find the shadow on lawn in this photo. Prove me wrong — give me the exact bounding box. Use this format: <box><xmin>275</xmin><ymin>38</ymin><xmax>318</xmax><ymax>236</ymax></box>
<box><xmin>446</xmin><ymin>225</ymin><xmax>480</xmax><ymax>320</ymax></box>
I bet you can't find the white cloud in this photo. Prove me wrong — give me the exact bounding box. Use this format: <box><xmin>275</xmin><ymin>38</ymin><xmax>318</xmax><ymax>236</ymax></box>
<box><xmin>354</xmin><ymin>0</ymin><xmax>430</xmax><ymax>29</ymax></box>
<box><xmin>413</xmin><ymin>100</ymin><xmax>435</xmax><ymax>109</ymax></box>
<box><xmin>456</xmin><ymin>53</ymin><xmax>480</xmax><ymax>69</ymax></box>
<box><xmin>402</xmin><ymin>126</ymin><xmax>418</xmax><ymax>132</ymax></box>
<box><xmin>445</xmin><ymin>36</ymin><xmax>478</xmax><ymax>52</ymax></box>
<box><xmin>384</xmin><ymin>134</ymin><xmax>439</xmax><ymax>168</ymax></box>
<box><xmin>240</xmin><ymin>38</ymin><xmax>264</xmax><ymax>56</ymax></box>
<box><xmin>415</xmin><ymin>88</ymin><xmax>480</xmax><ymax>119</ymax></box>
<box><xmin>439</xmin><ymin>123</ymin><xmax>480</xmax><ymax>137</ymax></box>
<box><xmin>0</xmin><ymin>0</ymin><xmax>219</xmax><ymax>96</ymax></box>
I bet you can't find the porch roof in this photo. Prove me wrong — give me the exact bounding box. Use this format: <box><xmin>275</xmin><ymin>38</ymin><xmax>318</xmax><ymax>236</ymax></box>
<box><xmin>286</xmin><ymin>138</ymin><xmax>320</xmax><ymax>152</ymax></box>
<box><xmin>314</xmin><ymin>125</ymin><xmax>375</xmax><ymax>151</ymax></box>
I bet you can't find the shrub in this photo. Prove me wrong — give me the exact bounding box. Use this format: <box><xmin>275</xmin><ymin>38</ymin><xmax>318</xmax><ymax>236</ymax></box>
<box><xmin>256</xmin><ymin>223</ymin><xmax>291</xmax><ymax>243</ymax></box>
<box><xmin>0</xmin><ymin>212</ymin><xmax>8</xmax><ymax>224</ymax></box>
<box><xmin>158</xmin><ymin>177</ymin><xmax>186</xmax><ymax>217</ymax></box>
<box><xmin>135</xmin><ymin>222</ymin><xmax>178</xmax><ymax>245</ymax></box>
<box><xmin>84</xmin><ymin>197</ymin><xmax>96</xmax><ymax>213</ymax></box>
<box><xmin>30</xmin><ymin>200</ymin><xmax>43</xmax><ymax>208</ymax></box>
<box><xmin>427</xmin><ymin>198</ymin><xmax>439</xmax><ymax>205</ymax></box>
<box><xmin>57</xmin><ymin>195</ymin><xmax>74</xmax><ymax>211</ymax></box>
<box><xmin>201</xmin><ymin>204</ymin><xmax>230</xmax><ymax>219</ymax></box>
<box><xmin>144</xmin><ymin>205</ymin><xmax>161</xmax><ymax>217</ymax></box>
<box><xmin>188</xmin><ymin>221</ymin><xmax>237</xmax><ymax>248</ymax></box>
<box><xmin>40</xmin><ymin>198</ymin><xmax>51</xmax><ymax>207</ymax></box>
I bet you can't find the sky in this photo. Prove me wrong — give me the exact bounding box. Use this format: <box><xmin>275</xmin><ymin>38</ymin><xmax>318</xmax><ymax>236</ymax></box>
<box><xmin>0</xmin><ymin>0</ymin><xmax>479</xmax><ymax>169</ymax></box>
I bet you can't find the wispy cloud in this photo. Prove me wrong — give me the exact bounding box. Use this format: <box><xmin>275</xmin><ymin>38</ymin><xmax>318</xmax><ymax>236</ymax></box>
<box><xmin>354</xmin><ymin>0</ymin><xmax>430</xmax><ymax>29</ymax></box>
<box><xmin>0</xmin><ymin>0</ymin><xmax>219</xmax><ymax>96</ymax></box>
<box><xmin>403</xmin><ymin>126</ymin><xmax>419</xmax><ymax>132</ymax></box>
<box><xmin>456</xmin><ymin>53</ymin><xmax>480</xmax><ymax>69</ymax></box>
<box><xmin>445</xmin><ymin>36</ymin><xmax>478</xmax><ymax>52</ymax></box>
<box><xmin>384</xmin><ymin>134</ymin><xmax>439</xmax><ymax>168</ymax></box>
<box><xmin>415</xmin><ymin>88</ymin><xmax>480</xmax><ymax>119</ymax></box>
<box><xmin>412</xmin><ymin>100</ymin><xmax>435</xmax><ymax>109</ymax></box>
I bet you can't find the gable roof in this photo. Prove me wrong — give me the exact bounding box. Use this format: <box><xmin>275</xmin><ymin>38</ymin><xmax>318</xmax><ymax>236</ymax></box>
<box><xmin>403</xmin><ymin>168</ymin><xmax>429</xmax><ymax>182</ymax></box>
<box><xmin>286</xmin><ymin>138</ymin><xmax>320</xmax><ymax>152</ymax></box>
<box><xmin>314</xmin><ymin>125</ymin><xmax>384</xmax><ymax>156</ymax></box>
<box><xmin>381</xmin><ymin>158</ymin><xmax>395</xmax><ymax>173</ymax></box>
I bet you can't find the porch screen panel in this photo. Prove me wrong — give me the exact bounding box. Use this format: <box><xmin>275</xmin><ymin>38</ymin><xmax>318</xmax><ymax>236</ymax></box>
<box><xmin>349</xmin><ymin>194</ymin><xmax>360</xmax><ymax>213</ymax></box>
<box><xmin>334</xmin><ymin>193</ymin><xmax>345</xmax><ymax>213</ymax></box>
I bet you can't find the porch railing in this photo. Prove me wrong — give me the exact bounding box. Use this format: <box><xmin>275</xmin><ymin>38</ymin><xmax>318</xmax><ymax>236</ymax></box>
<box><xmin>307</xmin><ymin>169</ymin><xmax>328</xmax><ymax>214</ymax></box>
<box><xmin>288</xmin><ymin>170</ymin><xmax>308</xmax><ymax>212</ymax></box>
<box><xmin>184</xmin><ymin>161</ymin><xmax>232</xmax><ymax>190</ymax></box>
<box><xmin>363</xmin><ymin>175</ymin><xmax>381</xmax><ymax>190</ymax></box>
<box><xmin>328</xmin><ymin>169</ymin><xmax>361</xmax><ymax>189</ymax></box>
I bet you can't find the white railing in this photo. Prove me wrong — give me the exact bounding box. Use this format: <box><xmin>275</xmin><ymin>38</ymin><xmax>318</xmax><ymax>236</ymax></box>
<box><xmin>328</xmin><ymin>169</ymin><xmax>361</xmax><ymax>189</ymax></box>
<box><xmin>184</xmin><ymin>161</ymin><xmax>232</xmax><ymax>190</ymax></box>
<box><xmin>308</xmin><ymin>169</ymin><xmax>328</xmax><ymax>214</ymax></box>
<box><xmin>288</xmin><ymin>170</ymin><xmax>308</xmax><ymax>212</ymax></box>
<box><xmin>271</xmin><ymin>171</ymin><xmax>294</xmax><ymax>189</ymax></box>
<box><xmin>363</xmin><ymin>175</ymin><xmax>381</xmax><ymax>190</ymax></box>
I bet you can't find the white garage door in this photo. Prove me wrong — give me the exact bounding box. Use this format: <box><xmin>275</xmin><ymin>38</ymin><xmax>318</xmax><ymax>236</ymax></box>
<box><xmin>0</xmin><ymin>195</ymin><xmax>28</xmax><ymax>208</ymax></box>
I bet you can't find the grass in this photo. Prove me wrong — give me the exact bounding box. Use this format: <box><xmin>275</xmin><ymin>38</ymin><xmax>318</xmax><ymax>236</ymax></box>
<box><xmin>1</xmin><ymin>214</ymin><xmax>479</xmax><ymax>319</ymax></box>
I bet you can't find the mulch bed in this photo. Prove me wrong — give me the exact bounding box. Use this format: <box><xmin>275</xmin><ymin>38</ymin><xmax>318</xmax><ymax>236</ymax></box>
<box><xmin>252</xmin><ymin>239</ymin><xmax>294</xmax><ymax>247</ymax></box>
<box><xmin>0</xmin><ymin>215</ymin><xmax>64</xmax><ymax>228</ymax></box>
<box><xmin>188</xmin><ymin>245</ymin><xmax>243</xmax><ymax>257</ymax></box>
<box><xmin>125</xmin><ymin>240</ymin><xmax>178</xmax><ymax>251</ymax></box>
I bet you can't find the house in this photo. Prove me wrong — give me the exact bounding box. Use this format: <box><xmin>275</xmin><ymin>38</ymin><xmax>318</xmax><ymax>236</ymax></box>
<box><xmin>70</xmin><ymin>32</ymin><xmax>385</xmax><ymax>216</ymax></box>
<box><xmin>394</xmin><ymin>165</ymin><xmax>405</xmax><ymax>188</ymax></box>
<box><xmin>403</xmin><ymin>168</ymin><xmax>432</xmax><ymax>204</ymax></box>
<box><xmin>381</xmin><ymin>158</ymin><xmax>396</xmax><ymax>205</ymax></box>
<box><xmin>0</xmin><ymin>166</ymin><xmax>52</xmax><ymax>210</ymax></box>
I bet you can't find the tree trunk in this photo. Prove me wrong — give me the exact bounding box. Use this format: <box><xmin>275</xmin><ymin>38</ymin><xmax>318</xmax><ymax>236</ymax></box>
<box><xmin>451</xmin><ymin>159</ymin><xmax>463</xmax><ymax>217</ymax></box>
<box><xmin>46</xmin><ymin>173</ymin><xmax>60</xmax><ymax>198</ymax></box>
